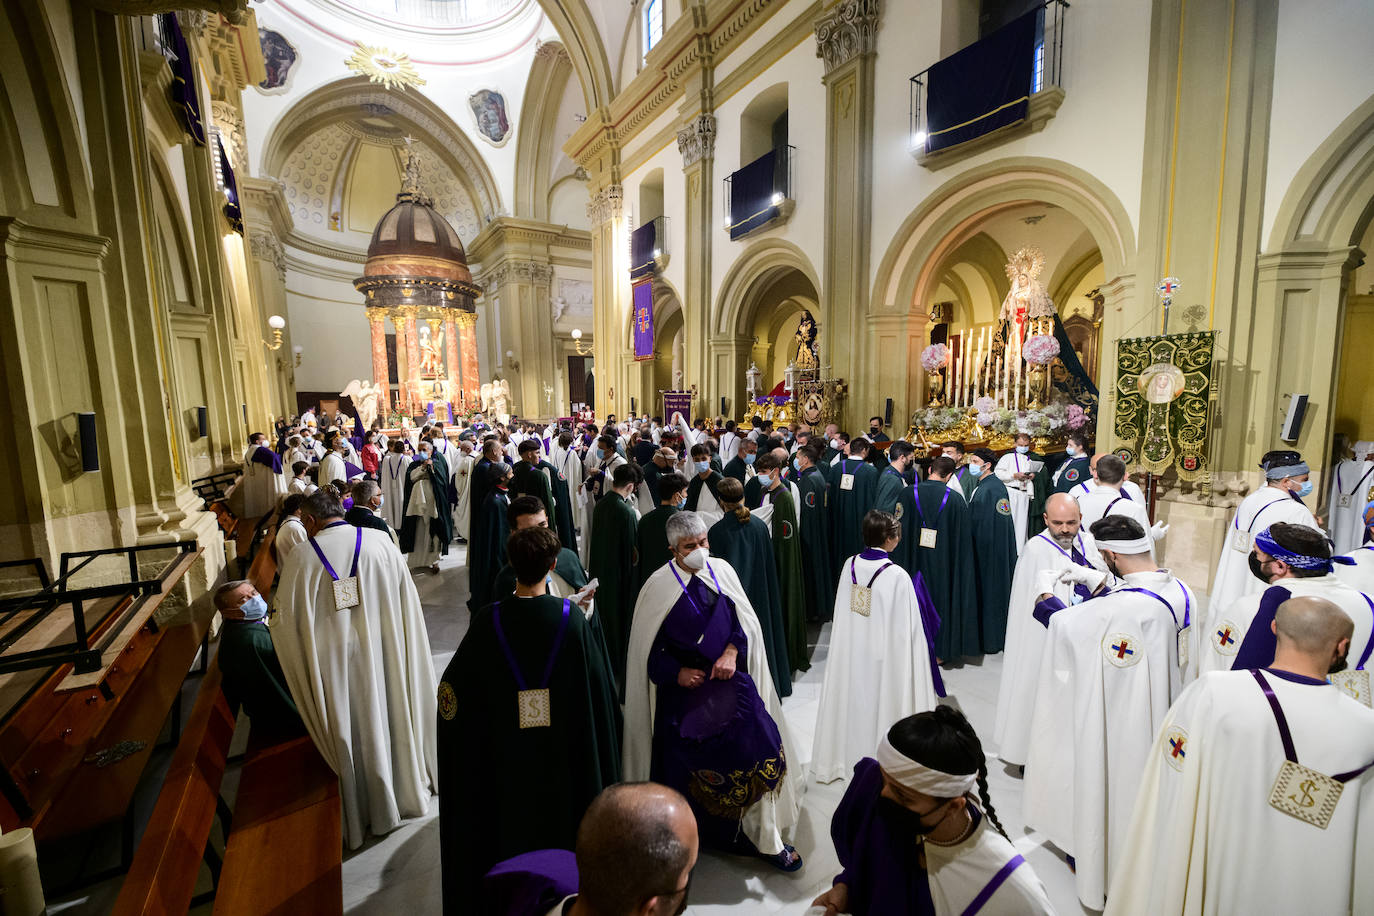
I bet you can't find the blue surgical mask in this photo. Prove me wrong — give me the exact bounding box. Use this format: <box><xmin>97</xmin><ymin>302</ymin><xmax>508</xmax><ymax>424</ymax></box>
<box><xmin>1016</xmin><ymin>445</ymin><xmax>1029</xmax><ymax>455</ymax></box>
<box><xmin>696</xmin><ymin>461</ymin><xmax>711</xmax><ymax>475</ymax></box>
<box><xmin>792</xmin><ymin>457</ymin><xmax>801</xmax><ymax>472</ymax></box>
<box><xmin>1296</xmin><ymin>480</ymin><xmax>1313</xmax><ymax>499</ymax></box>
<box><xmin>594</xmin><ymin>448</ymin><xmax>604</xmax><ymax>460</ymax></box>
<box><xmin>968</xmin><ymin>463</ymin><xmax>984</xmax><ymax>477</ymax></box>
<box><xmin>743</xmin><ymin>453</ymin><xmax>756</xmax><ymax>465</ymax></box>
<box><xmin>239</xmin><ymin>594</ymin><xmax>268</xmax><ymax>621</ymax></box>
<box><xmin>756</xmin><ymin>473</ymin><xmax>773</xmax><ymax>489</ymax></box>
<box><xmin>676</xmin><ymin>497</ymin><xmax>687</xmax><ymax>509</ymax></box>
<box><xmin>1065</xmin><ymin>446</ymin><xmax>1078</xmax><ymax>458</ymax></box>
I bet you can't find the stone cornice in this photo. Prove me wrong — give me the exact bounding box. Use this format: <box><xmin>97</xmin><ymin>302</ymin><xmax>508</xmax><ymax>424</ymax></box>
<box><xmin>563</xmin><ymin>0</ymin><xmax>791</xmax><ymax>178</ymax></box>
<box><xmin>249</xmin><ymin>230</ymin><xmax>286</xmax><ymax>283</ymax></box>
<box><xmin>90</xmin><ymin>0</ymin><xmax>248</xmax><ymax>24</ymax></box>
<box><xmin>283</xmin><ymin>230</ymin><xmax>367</xmax><ymax>265</ymax></box>
<box><xmin>467</xmin><ymin>218</ymin><xmax>591</xmax><ymax>264</ymax></box>
<box><xmin>0</xmin><ymin>218</ymin><xmax>111</xmax><ymax>262</ymax></box>
<box><xmin>814</xmin><ymin>0</ymin><xmax>881</xmax><ymax>75</ymax></box>
<box><xmin>238</xmin><ymin>177</ymin><xmax>294</xmax><ymax>241</ymax></box>
<box><xmin>478</xmin><ymin>259</ymin><xmax>556</xmax><ymax>290</ymax></box>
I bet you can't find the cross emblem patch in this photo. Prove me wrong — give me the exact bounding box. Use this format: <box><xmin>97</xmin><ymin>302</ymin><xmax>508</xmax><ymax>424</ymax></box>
<box><xmin>1164</xmin><ymin>727</ymin><xmax>1189</xmax><ymax>771</ymax></box>
<box><xmin>1103</xmin><ymin>632</ymin><xmax>1143</xmax><ymax>667</ymax></box>
<box><xmin>1214</xmin><ymin>619</ymin><xmax>1240</xmax><ymax>656</ymax></box>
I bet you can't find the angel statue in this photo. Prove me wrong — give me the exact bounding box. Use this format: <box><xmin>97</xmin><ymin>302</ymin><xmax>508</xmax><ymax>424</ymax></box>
<box><xmin>340</xmin><ymin>379</ymin><xmax>382</xmax><ymax>430</ymax></box>
<box><xmin>481</xmin><ymin>376</ymin><xmax>513</xmax><ymax>425</ymax></box>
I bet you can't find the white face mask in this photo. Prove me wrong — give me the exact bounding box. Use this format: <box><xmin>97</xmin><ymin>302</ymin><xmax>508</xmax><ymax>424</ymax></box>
<box><xmin>681</xmin><ymin>545</ymin><xmax>709</xmax><ymax>571</ymax></box>
<box><xmin>373</xmin><ymin>496</ymin><xmax>384</xmax><ymax>509</ymax></box>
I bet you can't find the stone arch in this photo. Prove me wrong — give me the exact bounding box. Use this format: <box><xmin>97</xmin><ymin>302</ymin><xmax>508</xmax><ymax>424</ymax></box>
<box><xmin>259</xmin><ymin>77</ymin><xmax>504</xmax><ymax>223</ymax></box>
<box><xmin>0</xmin><ymin>1</ymin><xmax>93</xmax><ymax>224</ymax></box>
<box><xmin>514</xmin><ymin>43</ymin><xmax>575</xmax><ymax>220</ymax></box>
<box><xmin>1266</xmin><ymin>93</ymin><xmax>1374</xmax><ymax>251</ymax></box>
<box><xmin>713</xmin><ymin>238</ymin><xmax>822</xmax><ymax>338</ymax></box>
<box><xmin>870</xmin><ymin>157</ymin><xmax>1135</xmax><ymax>319</ymax></box>
<box><xmin>535</xmin><ymin>0</ymin><xmax>615</xmax><ymax>110</ymax></box>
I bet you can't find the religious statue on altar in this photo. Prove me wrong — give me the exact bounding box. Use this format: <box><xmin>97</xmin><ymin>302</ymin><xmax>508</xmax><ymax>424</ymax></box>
<box><xmin>418</xmin><ymin>323</ymin><xmax>444</xmax><ymax>377</ymax></box>
<box><xmin>341</xmin><ymin>379</ymin><xmax>383</xmax><ymax>430</ymax></box>
<box><xmin>793</xmin><ymin>310</ymin><xmax>819</xmax><ymax>372</ymax></box>
<box><xmin>992</xmin><ymin>247</ymin><xmax>1056</xmax><ymax>362</ymax></box>
<box><xmin>481</xmin><ymin>376</ymin><xmax>513</xmax><ymax>424</ymax></box>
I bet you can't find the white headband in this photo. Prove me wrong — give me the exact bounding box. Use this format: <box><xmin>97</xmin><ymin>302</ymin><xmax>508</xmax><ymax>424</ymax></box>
<box><xmin>875</xmin><ymin>735</ymin><xmax>977</xmax><ymax>798</ymax></box>
<box><xmin>1096</xmin><ymin>535</ymin><xmax>1156</xmax><ymax>553</ymax></box>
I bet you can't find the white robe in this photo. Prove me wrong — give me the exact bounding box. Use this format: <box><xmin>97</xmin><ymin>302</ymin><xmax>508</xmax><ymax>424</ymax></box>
<box><xmin>1023</xmin><ymin>572</ymin><xmax>1186</xmax><ymax>909</ymax></box>
<box><xmin>1074</xmin><ymin>481</ymin><xmax>1152</xmax><ymax>533</ymax></box>
<box><xmin>1196</xmin><ymin>574</ymin><xmax>1374</xmax><ymax>679</ymax></box>
<box><xmin>271</xmin><ymin>523</ymin><xmax>438</xmax><ymax>850</ymax></box>
<box><xmin>1072</xmin><ymin>477</ymin><xmax>1145</xmax><ymax>502</ymax></box>
<box><xmin>992</xmin><ymin>530</ymin><xmax>1107</xmax><ymax>765</ymax></box>
<box><xmin>926</xmin><ymin>810</ymin><xmax>1057</xmax><ymax>916</ymax></box>
<box><xmin>1328</xmin><ymin>456</ymin><xmax>1374</xmax><ymax>554</ymax></box>
<box><xmin>994</xmin><ymin>453</ymin><xmax>1041</xmax><ymax>552</ymax></box>
<box><xmin>1337</xmin><ymin>544</ymin><xmax>1374</xmax><ymax>595</ymax></box>
<box><xmin>719</xmin><ymin>430</ymin><xmax>742</xmax><ymax>464</ymax></box>
<box><xmin>378</xmin><ymin>454</ymin><xmax>410</xmax><ymax>530</ymax></box>
<box><xmin>451</xmin><ymin>452</ymin><xmax>475</xmax><ymax>539</ymax></box>
<box><xmin>624</xmin><ymin>559</ymin><xmax>805</xmax><ymax>854</ymax></box>
<box><xmin>1207</xmin><ymin>486</ymin><xmax>1318</xmax><ymax>622</ymax></box>
<box><xmin>275</xmin><ymin>515</ymin><xmax>308</xmax><ymax>561</ymax></box>
<box><xmin>1105</xmin><ymin>670</ymin><xmax>1374</xmax><ymax>916</ymax></box>
<box><xmin>287</xmin><ymin>477</ymin><xmax>315</xmax><ymax>497</ymax></box>
<box><xmin>240</xmin><ymin>446</ymin><xmax>286</xmax><ymax>519</ymax></box>
<box><xmin>320</xmin><ymin>452</ymin><xmax>348</xmax><ymax>488</ymax></box>
<box><xmin>752</xmin><ymin>481</ymin><xmax>802</xmax><ymax>534</ymax></box>
<box><xmin>811</xmin><ymin>552</ymin><xmax>938</xmax><ymax>783</ymax></box>
<box><xmin>688</xmin><ymin>477</ymin><xmax>724</xmax><ymax>528</ymax></box>
<box><xmin>403</xmin><ymin>463</ymin><xmax>443</xmax><ymax>568</ymax></box>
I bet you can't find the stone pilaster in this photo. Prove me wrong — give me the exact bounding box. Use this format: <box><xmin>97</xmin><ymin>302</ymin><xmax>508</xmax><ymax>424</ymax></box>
<box><xmin>815</xmin><ymin>0</ymin><xmax>881</xmax><ymax>430</ymax></box>
<box><xmin>586</xmin><ymin>186</ymin><xmax>629</xmax><ymax>419</ymax></box>
<box><xmin>677</xmin><ymin>115</ymin><xmax>715</xmax><ymax>416</ymax></box>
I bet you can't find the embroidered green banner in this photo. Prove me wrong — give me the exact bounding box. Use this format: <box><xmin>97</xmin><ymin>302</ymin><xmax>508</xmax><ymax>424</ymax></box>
<box><xmin>1113</xmin><ymin>331</ymin><xmax>1217</xmax><ymax>481</ymax></box>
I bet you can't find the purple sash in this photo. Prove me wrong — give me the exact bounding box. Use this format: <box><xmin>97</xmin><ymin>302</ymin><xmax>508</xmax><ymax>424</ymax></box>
<box><xmin>1119</xmin><ymin>582</ymin><xmax>1191</xmax><ymax>631</ymax></box>
<box><xmin>1035</xmin><ymin>532</ymin><xmax>1096</xmax><ymax>602</ymax></box>
<box><xmin>961</xmin><ymin>853</ymin><xmax>1025</xmax><ymax>916</ymax></box>
<box><xmin>307</xmin><ymin>522</ymin><xmax>362</xmax><ymax>581</ymax></box>
<box><xmin>1252</xmin><ymin>670</ymin><xmax>1374</xmax><ymax>783</ymax></box>
<box><xmin>492</xmin><ymin>599</ymin><xmax>572</xmax><ymax>691</ymax></box>
<box><xmin>251</xmin><ymin>445</ymin><xmax>284</xmax><ymax>474</ymax></box>
<box><xmin>912</xmin><ymin>572</ymin><xmax>947</xmax><ymax>698</ymax></box>
<box><xmin>914</xmin><ymin>484</ymin><xmax>952</xmax><ymax>533</ymax></box>
<box><xmin>669</xmin><ymin>563</ymin><xmax>733</xmax><ymax>661</ymax></box>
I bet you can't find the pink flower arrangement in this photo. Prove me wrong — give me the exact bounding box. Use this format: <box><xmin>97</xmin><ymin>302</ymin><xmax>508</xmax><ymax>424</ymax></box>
<box><xmin>974</xmin><ymin>396</ymin><xmax>996</xmax><ymax>414</ymax></box>
<box><xmin>920</xmin><ymin>343</ymin><xmax>950</xmax><ymax>373</ymax></box>
<box><xmin>1022</xmin><ymin>334</ymin><xmax>1061</xmax><ymax>366</ymax></box>
<box><xmin>1067</xmin><ymin>404</ymin><xmax>1086</xmax><ymax>429</ymax></box>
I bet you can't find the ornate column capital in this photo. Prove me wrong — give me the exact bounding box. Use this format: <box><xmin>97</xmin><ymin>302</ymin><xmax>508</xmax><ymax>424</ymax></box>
<box><xmin>675</xmin><ymin>114</ymin><xmax>717</xmax><ymax>168</ymax></box>
<box><xmin>364</xmin><ymin>306</ymin><xmax>389</xmax><ymax>323</ymax></box>
<box><xmin>586</xmin><ymin>185</ymin><xmax>625</xmax><ymax>225</ymax></box>
<box><xmin>248</xmin><ymin>229</ymin><xmax>286</xmax><ymax>283</ymax></box>
<box><xmin>210</xmin><ymin>99</ymin><xmax>247</xmax><ymax>175</ymax></box>
<box><xmin>534</xmin><ymin>41</ymin><xmax>572</xmax><ymax>65</ymax></box>
<box><xmin>454</xmin><ymin>311</ymin><xmax>478</xmax><ymax>329</ymax></box>
<box><xmin>814</xmin><ymin>0</ymin><xmax>881</xmax><ymax>75</ymax></box>
<box><xmin>511</xmin><ymin>260</ymin><xmax>555</xmax><ymax>285</ymax></box>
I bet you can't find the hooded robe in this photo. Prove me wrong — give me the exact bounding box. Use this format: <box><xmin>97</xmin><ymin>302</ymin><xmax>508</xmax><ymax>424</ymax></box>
<box><xmin>830</xmin><ymin>459</ymin><xmax>879</xmax><ymax>578</ymax></box>
<box><xmin>797</xmin><ymin>465</ymin><xmax>836</xmax><ymax>621</ymax></box>
<box><xmin>588</xmin><ymin>492</ymin><xmax>639</xmax><ymax>697</ymax></box>
<box><xmin>707</xmin><ymin>510</ymin><xmax>793</xmax><ymax>697</ymax></box>
<box><xmin>759</xmin><ymin>483</ymin><xmax>810</xmax><ymax>675</ymax></box>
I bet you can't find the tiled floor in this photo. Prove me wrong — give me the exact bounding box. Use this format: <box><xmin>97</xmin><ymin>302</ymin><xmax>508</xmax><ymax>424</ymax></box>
<box><xmin>48</xmin><ymin>545</ymin><xmax>1097</xmax><ymax>914</ymax></box>
<box><xmin>345</xmin><ymin>548</ymin><xmax>1094</xmax><ymax>915</ymax></box>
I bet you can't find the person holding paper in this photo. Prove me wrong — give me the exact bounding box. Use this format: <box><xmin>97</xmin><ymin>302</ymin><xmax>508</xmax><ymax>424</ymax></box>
<box><xmin>993</xmin><ymin>433</ymin><xmax>1041</xmax><ymax>551</ymax></box>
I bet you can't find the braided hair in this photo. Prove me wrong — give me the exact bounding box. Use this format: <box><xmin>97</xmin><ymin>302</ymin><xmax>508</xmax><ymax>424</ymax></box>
<box><xmin>887</xmin><ymin>706</ymin><xmax>1009</xmax><ymax>840</ymax></box>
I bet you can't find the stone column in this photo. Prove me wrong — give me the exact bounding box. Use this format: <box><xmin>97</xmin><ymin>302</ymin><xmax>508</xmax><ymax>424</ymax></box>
<box><xmin>677</xmin><ymin>115</ymin><xmax>716</xmax><ymax>412</ymax></box>
<box><xmin>366</xmin><ymin>307</ymin><xmax>390</xmax><ymax>414</ymax></box>
<box><xmin>457</xmin><ymin>312</ymin><xmax>480</xmax><ymax>411</ymax></box>
<box><xmin>402</xmin><ymin>309</ymin><xmax>422</xmax><ymax>415</ymax></box>
<box><xmin>815</xmin><ymin>0</ymin><xmax>881</xmax><ymax>430</ymax></box>
<box><xmin>394</xmin><ymin>311</ymin><xmax>413</xmax><ymax>415</ymax></box>
<box><xmin>443</xmin><ymin>313</ymin><xmax>461</xmax><ymax>415</ymax></box>
<box><xmin>588</xmin><ymin>187</ymin><xmax>629</xmax><ymax>419</ymax></box>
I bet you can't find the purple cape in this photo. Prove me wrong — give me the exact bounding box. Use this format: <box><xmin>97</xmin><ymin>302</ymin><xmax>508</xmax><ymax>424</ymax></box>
<box><xmin>481</xmin><ymin>849</ymin><xmax>578</xmax><ymax>916</ymax></box>
<box><xmin>832</xmin><ymin>758</ymin><xmax>935</xmax><ymax>915</ymax></box>
<box><xmin>251</xmin><ymin>445</ymin><xmax>283</xmax><ymax>474</ymax></box>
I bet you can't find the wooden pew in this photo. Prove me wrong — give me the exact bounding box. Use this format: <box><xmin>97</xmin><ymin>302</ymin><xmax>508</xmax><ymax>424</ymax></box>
<box><xmin>109</xmin><ymin>661</ymin><xmax>237</xmax><ymax>916</ymax></box>
<box><xmin>113</xmin><ymin>518</ymin><xmax>344</xmax><ymax>915</ymax></box>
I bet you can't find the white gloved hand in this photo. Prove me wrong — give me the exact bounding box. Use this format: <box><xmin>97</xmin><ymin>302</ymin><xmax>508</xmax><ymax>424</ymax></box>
<box><xmin>1036</xmin><ymin>569</ymin><xmax>1062</xmax><ymax>597</ymax></box>
<box><xmin>1059</xmin><ymin>564</ymin><xmax>1109</xmax><ymax>591</ymax></box>
<box><xmin>1150</xmin><ymin>521</ymin><xmax>1169</xmax><ymax>540</ymax></box>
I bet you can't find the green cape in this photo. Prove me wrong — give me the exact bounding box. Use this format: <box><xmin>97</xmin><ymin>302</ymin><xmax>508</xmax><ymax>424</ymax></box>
<box><xmin>398</xmin><ymin>455</ymin><xmax>454</xmax><ymax>553</ymax></box>
<box><xmin>706</xmin><ymin>511</ymin><xmax>793</xmax><ymax>697</ymax></box>
<box><xmin>512</xmin><ymin>458</ymin><xmax>557</xmax><ymax>528</ymax></box>
<box><xmin>438</xmin><ymin>594</ymin><xmax>622</xmax><ymax>904</ymax></box>
<box><xmin>796</xmin><ymin>466</ymin><xmax>836</xmax><ymax>621</ymax></box>
<box><xmin>966</xmin><ymin>474</ymin><xmax>1017</xmax><ymax>654</ymax></box>
<box><xmin>763</xmin><ymin>485</ymin><xmax>810</xmax><ymax>673</ymax></box>
<box><xmin>467</xmin><ymin>489</ymin><xmax>510</xmax><ymax>612</ymax></box>
<box><xmin>828</xmin><ymin>459</ymin><xmax>879</xmax><ymax>578</ymax></box>
<box><xmin>588</xmin><ymin>492</ymin><xmax>639</xmax><ymax>698</ymax></box>
<box><xmin>893</xmin><ymin>479</ymin><xmax>979</xmax><ymax>661</ymax></box>
<box><xmin>218</xmin><ymin>620</ymin><xmax>302</xmax><ymax>739</ymax></box>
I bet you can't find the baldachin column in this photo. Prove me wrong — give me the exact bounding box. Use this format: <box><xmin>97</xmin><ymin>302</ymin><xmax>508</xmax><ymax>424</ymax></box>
<box><xmin>457</xmin><ymin>312</ymin><xmax>480</xmax><ymax>410</ymax></box>
<box><xmin>366</xmin><ymin>307</ymin><xmax>390</xmax><ymax>415</ymax></box>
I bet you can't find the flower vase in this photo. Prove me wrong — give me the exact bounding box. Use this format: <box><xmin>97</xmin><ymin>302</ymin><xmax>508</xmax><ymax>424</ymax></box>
<box><xmin>927</xmin><ymin>371</ymin><xmax>945</xmax><ymax>407</ymax></box>
<box><xmin>1027</xmin><ymin>363</ymin><xmax>1048</xmax><ymax>409</ymax></box>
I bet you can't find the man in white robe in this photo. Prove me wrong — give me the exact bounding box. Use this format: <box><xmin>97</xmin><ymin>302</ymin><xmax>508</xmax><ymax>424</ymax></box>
<box><xmin>272</xmin><ymin>489</ymin><xmax>438</xmax><ymax>850</ymax></box>
<box><xmin>1106</xmin><ymin>597</ymin><xmax>1374</xmax><ymax>916</ymax></box>
<box><xmin>1328</xmin><ymin>439</ymin><xmax>1374</xmax><ymax>554</ymax></box>
<box><xmin>450</xmin><ymin>439</ymin><xmax>475</xmax><ymax>541</ymax></box>
<box><xmin>1208</xmin><ymin>449</ymin><xmax>1319</xmax><ymax>623</ymax></box>
<box><xmin>994</xmin><ymin>433</ymin><xmax>1042</xmax><ymax>551</ymax></box>
<box><xmin>993</xmin><ymin>493</ymin><xmax>1109</xmax><ymax>766</ymax></box>
<box><xmin>624</xmin><ymin>512</ymin><xmax>805</xmax><ymax>866</ymax></box>
<box><xmin>549</xmin><ymin>432</ymin><xmax>586</xmax><ymax>554</ymax></box>
<box><xmin>240</xmin><ymin>432</ymin><xmax>286</xmax><ymax>519</ymax></box>
<box><xmin>319</xmin><ymin>439</ymin><xmax>352</xmax><ymax>488</ymax></box>
<box><xmin>1068</xmin><ymin>452</ymin><xmax>1146</xmax><ymax>502</ymax></box>
<box><xmin>401</xmin><ymin>442</ymin><xmax>445</xmax><ymax>572</ymax></box>
<box><xmin>1073</xmin><ymin>454</ymin><xmax>1154</xmax><ymax>533</ymax></box>
<box><xmin>378</xmin><ymin>442</ymin><xmax>410</xmax><ymax>531</ymax></box>
<box><xmin>1336</xmin><ymin>499</ymin><xmax>1374</xmax><ymax>595</ymax></box>
<box><xmin>1023</xmin><ymin>516</ymin><xmax>1189</xmax><ymax>909</ymax></box>
<box><xmin>811</xmin><ymin>510</ymin><xmax>937</xmax><ymax>783</ymax></box>
<box><xmin>1198</xmin><ymin>523</ymin><xmax>1373</xmax><ymax>692</ymax></box>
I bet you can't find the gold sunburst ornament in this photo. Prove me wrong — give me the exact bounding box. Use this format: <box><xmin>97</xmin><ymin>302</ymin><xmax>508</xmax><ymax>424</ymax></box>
<box><xmin>345</xmin><ymin>43</ymin><xmax>426</xmax><ymax>92</ymax></box>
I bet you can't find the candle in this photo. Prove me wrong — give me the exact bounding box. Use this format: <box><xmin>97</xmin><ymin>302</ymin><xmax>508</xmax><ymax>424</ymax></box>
<box><xmin>963</xmin><ymin>333</ymin><xmax>971</xmax><ymax>406</ymax></box>
<box><xmin>996</xmin><ymin>356</ymin><xmax>1003</xmax><ymax>408</ymax></box>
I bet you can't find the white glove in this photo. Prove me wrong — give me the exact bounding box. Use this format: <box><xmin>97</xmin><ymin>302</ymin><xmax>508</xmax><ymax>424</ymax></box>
<box><xmin>1150</xmin><ymin>521</ymin><xmax>1169</xmax><ymax>540</ymax></box>
<box><xmin>1036</xmin><ymin>569</ymin><xmax>1061</xmax><ymax>597</ymax></box>
<box><xmin>1058</xmin><ymin>565</ymin><xmax>1109</xmax><ymax>591</ymax></box>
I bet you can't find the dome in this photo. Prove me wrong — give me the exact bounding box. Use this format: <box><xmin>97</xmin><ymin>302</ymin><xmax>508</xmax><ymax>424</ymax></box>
<box><xmin>362</xmin><ymin>194</ymin><xmax>475</xmax><ymax>288</ymax></box>
<box><xmin>354</xmin><ymin>147</ymin><xmax>482</xmax><ymax>309</ymax></box>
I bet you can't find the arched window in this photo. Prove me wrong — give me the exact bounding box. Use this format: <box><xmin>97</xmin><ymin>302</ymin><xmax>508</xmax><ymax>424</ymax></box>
<box><xmin>643</xmin><ymin>0</ymin><xmax>663</xmax><ymax>57</ymax></box>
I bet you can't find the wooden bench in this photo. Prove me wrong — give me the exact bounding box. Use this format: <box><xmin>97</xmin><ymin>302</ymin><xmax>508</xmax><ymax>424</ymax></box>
<box><xmin>112</xmin><ymin>521</ymin><xmax>343</xmax><ymax>915</ymax></box>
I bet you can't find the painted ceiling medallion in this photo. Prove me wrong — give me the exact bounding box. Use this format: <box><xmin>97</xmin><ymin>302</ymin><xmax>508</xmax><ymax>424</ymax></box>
<box><xmin>345</xmin><ymin>43</ymin><xmax>426</xmax><ymax>92</ymax></box>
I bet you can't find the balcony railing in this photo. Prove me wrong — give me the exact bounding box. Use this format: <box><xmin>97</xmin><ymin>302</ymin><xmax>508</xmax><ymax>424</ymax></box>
<box><xmin>909</xmin><ymin>0</ymin><xmax>1067</xmax><ymax>159</ymax></box>
<box><xmin>629</xmin><ymin>215</ymin><xmax>668</xmax><ymax>279</ymax></box>
<box><xmin>723</xmin><ymin>145</ymin><xmax>795</xmax><ymax>240</ymax></box>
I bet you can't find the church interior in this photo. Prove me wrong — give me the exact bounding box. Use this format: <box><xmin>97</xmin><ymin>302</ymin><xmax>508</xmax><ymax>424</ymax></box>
<box><xmin>2</xmin><ymin>0</ymin><xmax>1373</xmax><ymax>913</ymax></box>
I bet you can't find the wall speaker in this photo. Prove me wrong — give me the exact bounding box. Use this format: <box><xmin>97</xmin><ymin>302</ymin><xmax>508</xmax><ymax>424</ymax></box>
<box><xmin>884</xmin><ymin>398</ymin><xmax>894</xmax><ymax>426</ymax></box>
<box><xmin>720</xmin><ymin>396</ymin><xmax>727</xmax><ymax>416</ymax></box>
<box><xmin>197</xmin><ymin>405</ymin><xmax>209</xmax><ymax>438</ymax></box>
<box><xmin>1280</xmin><ymin>394</ymin><xmax>1308</xmax><ymax>443</ymax></box>
<box><xmin>78</xmin><ymin>412</ymin><xmax>99</xmax><ymax>472</ymax></box>
<box><xmin>631</xmin><ymin>397</ymin><xmax>637</xmax><ymax>415</ymax></box>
